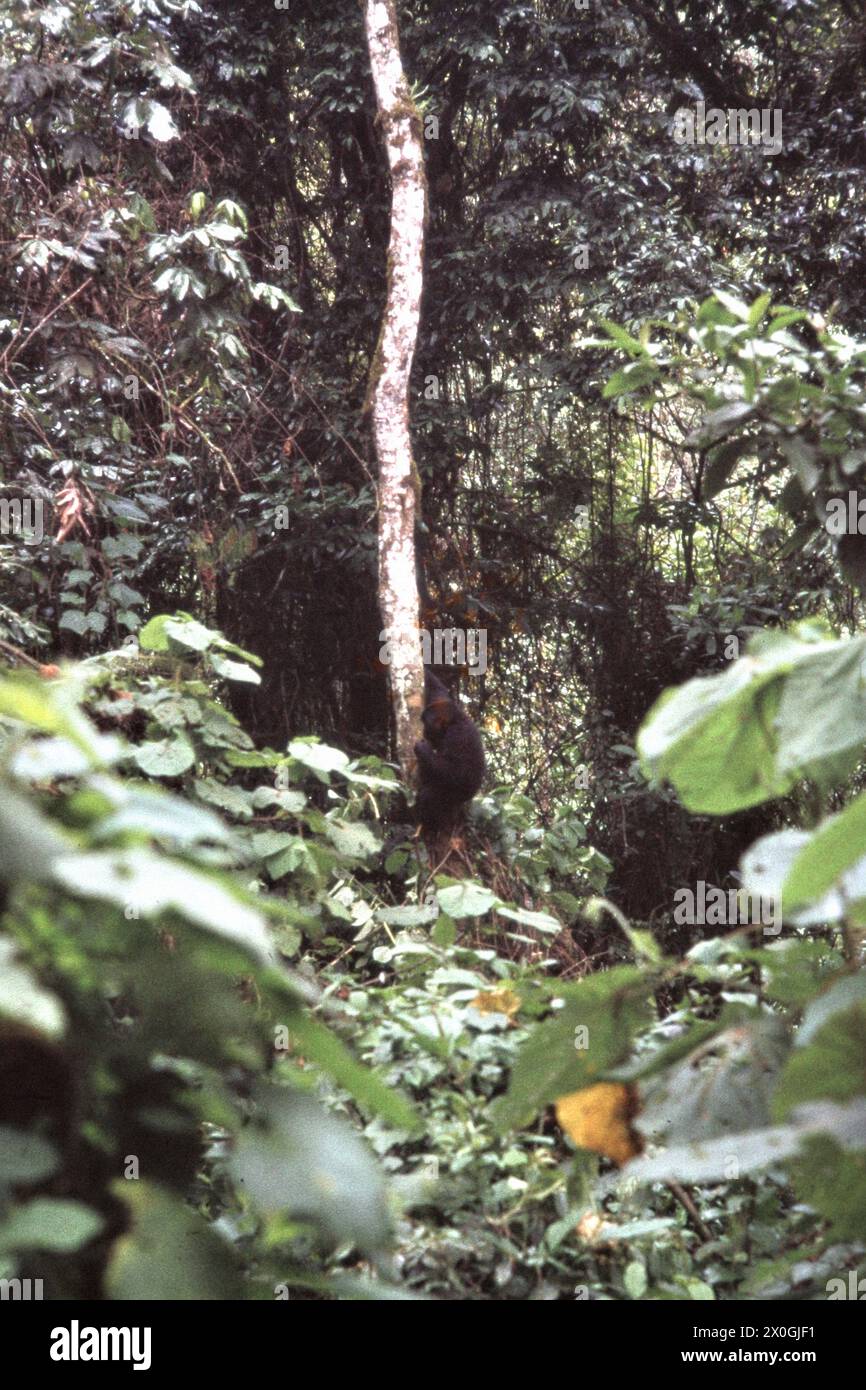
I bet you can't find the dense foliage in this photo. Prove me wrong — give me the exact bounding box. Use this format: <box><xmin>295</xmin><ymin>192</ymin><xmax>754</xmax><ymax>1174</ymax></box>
<box><xmin>1</xmin><ymin>0</ymin><xmax>864</xmax><ymax>1301</ymax></box>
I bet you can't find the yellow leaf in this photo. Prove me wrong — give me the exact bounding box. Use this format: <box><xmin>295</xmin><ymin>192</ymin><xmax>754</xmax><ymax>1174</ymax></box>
<box><xmin>469</xmin><ymin>988</ymin><xmax>521</xmax><ymax>1018</ymax></box>
<box><xmin>555</xmin><ymin>1082</ymin><xmax>641</xmax><ymax>1166</ymax></box>
<box><xmin>576</xmin><ymin>1210</ymin><xmax>609</xmax><ymax>1242</ymax></box>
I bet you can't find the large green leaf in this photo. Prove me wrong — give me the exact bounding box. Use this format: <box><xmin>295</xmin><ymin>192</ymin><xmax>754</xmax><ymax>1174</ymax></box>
<box><xmin>638</xmin><ymin>626</ymin><xmax>866</xmax><ymax>813</ymax></box>
<box><xmin>0</xmin><ymin>939</ymin><xmax>65</xmax><ymax>1037</ymax></box>
<box><xmin>775</xmin><ymin>635</ymin><xmax>866</xmax><ymax>777</ymax></box>
<box><xmin>494</xmin><ymin>905</ymin><xmax>561</xmax><ymax>934</ymax></box>
<box><xmin>606</xmin><ymin>1099</ymin><xmax>866</xmax><ymax>1190</ymax></box>
<box><xmin>783</xmin><ymin>794</ymin><xmax>866</xmax><ymax>911</ymax></box>
<box><xmin>0</xmin><ymin>788</ymin><xmax>72</xmax><ymax>883</ymax></box>
<box><xmin>741</xmin><ymin>828</ymin><xmax>860</xmax><ymax>926</ymax></box>
<box><xmin>10</xmin><ymin>734</ymin><xmax>123</xmax><ymax>779</ymax></box>
<box><xmin>106</xmin><ymin>1182</ymin><xmax>243</xmax><ymax>1300</ymax></box>
<box><xmin>0</xmin><ymin>1128</ymin><xmax>58</xmax><ymax>1185</ymax></box>
<box><xmin>786</xmin><ymin>1129</ymin><xmax>866</xmax><ymax>1242</ymax></box>
<box><xmin>287</xmin><ymin>739</ymin><xmax>350</xmax><ymax>776</ymax></box>
<box><xmin>92</xmin><ymin>780</ymin><xmax>231</xmax><ymax>845</ymax></box>
<box><xmin>52</xmin><ymin>848</ymin><xmax>275</xmax><ymax>963</ymax></box>
<box><xmin>208</xmin><ymin>653</ymin><xmax>261</xmax><ymax>685</ymax></box>
<box><xmin>287</xmin><ymin>1013</ymin><xmax>418</xmax><ymax>1132</ymax></box>
<box><xmin>772</xmin><ymin>999</ymin><xmax>866</xmax><ymax>1118</ymax></box>
<box><xmin>0</xmin><ymin>1199</ymin><xmax>103</xmax><ymax>1253</ymax></box>
<box><xmin>324</xmin><ymin>819</ymin><xmax>381</xmax><ymax>860</ymax></box>
<box><xmin>492</xmin><ymin>967</ymin><xmax>651</xmax><ymax>1131</ymax></box>
<box><xmin>437</xmin><ymin>882</ymin><xmax>497</xmax><ymax>919</ymax></box>
<box><xmin>638</xmin><ymin>1013</ymin><xmax>790</xmax><ymax>1146</ymax></box>
<box><xmin>133</xmin><ymin>734</ymin><xmax>196</xmax><ymax>777</ymax></box>
<box><xmin>231</xmin><ymin>1087</ymin><xmax>391</xmax><ymax>1254</ymax></box>
<box><xmin>0</xmin><ymin>671</ymin><xmax>102</xmax><ymax>759</ymax></box>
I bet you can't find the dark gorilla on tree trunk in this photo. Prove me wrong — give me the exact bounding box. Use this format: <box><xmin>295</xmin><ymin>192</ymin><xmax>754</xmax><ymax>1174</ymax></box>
<box><xmin>414</xmin><ymin>670</ymin><xmax>485</xmax><ymax>832</ymax></box>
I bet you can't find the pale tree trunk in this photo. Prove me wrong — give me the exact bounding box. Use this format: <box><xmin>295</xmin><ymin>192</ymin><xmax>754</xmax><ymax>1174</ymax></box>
<box><xmin>361</xmin><ymin>0</ymin><xmax>428</xmax><ymax>782</ymax></box>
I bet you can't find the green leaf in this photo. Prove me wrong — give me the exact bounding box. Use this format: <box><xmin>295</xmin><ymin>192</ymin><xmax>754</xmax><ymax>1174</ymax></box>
<box><xmin>769</xmin><ymin>306</ymin><xmax>808</xmax><ymax>330</ymax></box>
<box><xmin>0</xmin><ymin>1128</ymin><xmax>58</xmax><ymax>1185</ymax></box>
<box><xmin>437</xmin><ymin>882</ymin><xmax>497</xmax><ymax>919</ymax></box>
<box><xmin>106</xmin><ymin>1182</ymin><xmax>242</xmax><ymax>1299</ymax></box>
<box><xmin>638</xmin><ymin>1014</ymin><xmax>790</xmax><ymax>1146</ymax></box>
<box><xmin>740</xmin><ymin>938</ymin><xmax>835</xmax><ymax>1010</ymax></box>
<box><xmin>377</xmin><ymin>905</ymin><xmax>438</xmax><ymax>928</ymax></box>
<box><xmin>287</xmin><ymin>740</ymin><xmax>350</xmax><ymax>776</ymax></box>
<box><xmin>796</xmin><ymin>974</ymin><xmax>866</xmax><ymax>1046</ymax></box>
<box><xmin>210</xmin><ymin>636</ymin><xmax>262</xmax><ymax>666</ymax></box>
<box><xmin>208</xmin><ymin>653</ymin><xmax>261</xmax><ymax>685</ymax></box>
<box><xmin>697</xmin><ymin>294</ymin><xmax>739</xmax><ymax>326</ymax></box>
<box><xmin>266</xmin><ymin>840</ymin><xmax>315</xmax><ymax>880</ymax></box>
<box><xmin>133</xmin><ymin>735</ymin><xmax>196</xmax><ymax>777</ymax></box>
<box><xmin>606</xmin><ymin>1100</ymin><xmax>866</xmax><ymax>1190</ymax></box>
<box><xmin>107</xmin><ymin>581</ymin><xmax>144</xmax><ymax>608</ymax></box>
<box><xmin>784</xmin><ymin>795</ymin><xmax>866</xmax><ymax>910</ymax></box>
<box><xmin>194</xmin><ymin>777</ymin><xmax>255</xmax><ymax>820</ymax></box>
<box><xmin>251</xmin><ymin>785</ymin><xmax>306</xmax><ymax>814</ymax></box>
<box><xmin>94</xmin><ymin>783</ymin><xmax>231</xmax><ymax>845</ymax></box>
<box><xmin>0</xmin><ymin>788</ymin><xmax>72</xmax><ymax>883</ymax></box>
<box><xmin>137</xmin><ymin>614</ymin><xmax>173</xmax><ymax>652</ymax></box>
<box><xmin>432</xmin><ymin>914</ymin><xmax>456</xmax><ymax>947</ymax></box>
<box><xmin>741</xmin><ymin>828</ymin><xmax>849</xmax><ymax>926</ymax></box>
<box><xmin>685</xmin><ymin>400</ymin><xmax>755</xmax><ymax>449</ymax></box>
<box><xmin>703</xmin><ymin>437</ymin><xmax>753</xmax><ymax>498</ymax></box>
<box><xmin>773</xmin><ymin>1001</ymin><xmax>866</xmax><ymax>1118</ymax></box>
<box><xmin>0</xmin><ymin>671</ymin><xmax>100</xmax><ymax>757</ymax></box>
<box><xmin>11</xmin><ymin>735</ymin><xmax>122</xmax><ymax>780</ymax></box>
<box><xmin>58</xmin><ymin>610</ymin><xmax>89</xmax><ymax>635</ymax></box>
<box><xmin>287</xmin><ymin>1013</ymin><xmax>418</xmax><ymax>1132</ymax></box>
<box><xmin>52</xmin><ymin>848</ymin><xmax>275</xmax><ymax>963</ymax></box>
<box><xmin>492</xmin><ymin>967</ymin><xmax>651</xmax><ymax>1131</ymax></box>
<box><xmin>251</xmin><ymin>830</ymin><xmax>295</xmax><ymax>859</ymax></box>
<box><xmin>324</xmin><ymin>820</ymin><xmax>380</xmax><ymax>860</ymax></box>
<box><xmin>602</xmin><ymin>359</ymin><xmax>659</xmax><ymax>399</ymax></box>
<box><xmin>623</xmin><ymin>1261</ymin><xmax>647</xmax><ymax>1299</ymax></box>
<box><xmin>164</xmin><ymin>616</ymin><xmax>214</xmax><ymax>653</ymax></box>
<box><xmin>786</xmin><ymin>1129</ymin><xmax>866</xmax><ymax>1242</ymax></box>
<box><xmin>775</xmin><ymin>635</ymin><xmax>866</xmax><ymax>780</ymax></box>
<box><xmin>748</xmin><ymin>292</ymin><xmax>772</xmax><ymax>328</ymax></box>
<box><xmin>598</xmin><ymin>319</ymin><xmax>644</xmax><ymax>355</ymax></box>
<box><xmin>713</xmin><ymin>289</ymin><xmax>751</xmax><ymax>321</ymax></box>
<box><xmin>494</xmin><ymin>905</ymin><xmax>561</xmax><ymax>934</ymax></box>
<box><xmin>0</xmin><ymin>939</ymin><xmax>65</xmax><ymax>1037</ymax></box>
<box><xmin>0</xmin><ymin>1199</ymin><xmax>103</xmax><ymax>1253</ymax></box>
<box><xmin>144</xmin><ymin>100</ymin><xmax>179</xmax><ymax>142</ymax></box>
<box><xmin>637</xmin><ymin>627</ymin><xmax>861</xmax><ymax>814</ymax></box>
<box><xmin>231</xmin><ymin>1087</ymin><xmax>391</xmax><ymax>1254</ymax></box>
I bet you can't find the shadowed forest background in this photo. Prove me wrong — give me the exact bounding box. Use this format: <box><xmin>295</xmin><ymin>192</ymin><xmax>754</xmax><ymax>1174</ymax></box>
<box><xmin>0</xmin><ymin>0</ymin><xmax>865</xmax><ymax>1304</ymax></box>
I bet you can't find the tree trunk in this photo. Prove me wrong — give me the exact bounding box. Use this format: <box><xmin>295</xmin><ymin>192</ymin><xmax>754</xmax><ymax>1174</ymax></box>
<box><xmin>361</xmin><ymin>0</ymin><xmax>428</xmax><ymax>781</ymax></box>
